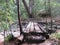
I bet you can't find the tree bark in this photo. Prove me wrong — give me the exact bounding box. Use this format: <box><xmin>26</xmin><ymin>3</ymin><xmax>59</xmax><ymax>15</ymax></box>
<box><xmin>16</xmin><ymin>0</ymin><xmax>22</xmax><ymax>34</ymax></box>
<box><xmin>29</xmin><ymin>0</ymin><xmax>34</xmax><ymax>18</ymax></box>
<box><xmin>48</xmin><ymin>0</ymin><xmax>52</xmax><ymax>31</ymax></box>
<box><xmin>22</xmin><ymin>0</ymin><xmax>33</xmax><ymax>18</ymax></box>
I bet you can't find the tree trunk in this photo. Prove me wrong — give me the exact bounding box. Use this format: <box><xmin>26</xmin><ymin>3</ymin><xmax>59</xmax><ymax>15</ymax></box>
<box><xmin>29</xmin><ymin>0</ymin><xmax>34</xmax><ymax>18</ymax></box>
<box><xmin>16</xmin><ymin>0</ymin><xmax>22</xmax><ymax>34</ymax></box>
<box><xmin>48</xmin><ymin>0</ymin><xmax>52</xmax><ymax>31</ymax></box>
<box><xmin>22</xmin><ymin>0</ymin><xmax>34</xmax><ymax>18</ymax></box>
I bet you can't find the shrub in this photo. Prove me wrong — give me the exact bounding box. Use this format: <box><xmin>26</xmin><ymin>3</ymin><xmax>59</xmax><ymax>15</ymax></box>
<box><xmin>5</xmin><ymin>34</ymin><xmax>14</xmax><ymax>42</ymax></box>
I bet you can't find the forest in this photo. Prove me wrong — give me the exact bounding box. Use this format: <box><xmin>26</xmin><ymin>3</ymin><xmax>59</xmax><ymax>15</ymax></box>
<box><xmin>0</xmin><ymin>0</ymin><xmax>60</xmax><ymax>30</ymax></box>
<box><xmin>0</xmin><ymin>0</ymin><xmax>60</xmax><ymax>45</ymax></box>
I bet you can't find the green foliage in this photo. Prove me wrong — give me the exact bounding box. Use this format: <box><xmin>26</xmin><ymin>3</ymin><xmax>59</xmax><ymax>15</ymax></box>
<box><xmin>0</xmin><ymin>0</ymin><xmax>17</xmax><ymax>31</ymax></box>
<box><xmin>56</xmin><ymin>33</ymin><xmax>60</xmax><ymax>39</ymax></box>
<box><xmin>33</xmin><ymin>0</ymin><xmax>45</xmax><ymax>15</ymax></box>
<box><xmin>51</xmin><ymin>32</ymin><xmax>60</xmax><ymax>39</ymax></box>
<box><xmin>0</xmin><ymin>0</ymin><xmax>60</xmax><ymax>31</ymax></box>
<box><xmin>5</xmin><ymin>34</ymin><xmax>14</xmax><ymax>42</ymax></box>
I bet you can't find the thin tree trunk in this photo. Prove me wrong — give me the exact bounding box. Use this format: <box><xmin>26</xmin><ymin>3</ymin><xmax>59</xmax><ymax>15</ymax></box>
<box><xmin>48</xmin><ymin>0</ymin><xmax>52</xmax><ymax>31</ymax></box>
<box><xmin>29</xmin><ymin>0</ymin><xmax>34</xmax><ymax>18</ymax></box>
<box><xmin>16</xmin><ymin>0</ymin><xmax>22</xmax><ymax>34</ymax></box>
<box><xmin>45</xmin><ymin>0</ymin><xmax>48</xmax><ymax>32</ymax></box>
<box><xmin>22</xmin><ymin>0</ymin><xmax>33</xmax><ymax>18</ymax></box>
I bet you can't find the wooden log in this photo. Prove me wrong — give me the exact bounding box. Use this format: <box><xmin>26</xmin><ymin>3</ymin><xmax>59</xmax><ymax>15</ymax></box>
<box><xmin>34</xmin><ymin>23</ymin><xmax>42</xmax><ymax>33</ymax></box>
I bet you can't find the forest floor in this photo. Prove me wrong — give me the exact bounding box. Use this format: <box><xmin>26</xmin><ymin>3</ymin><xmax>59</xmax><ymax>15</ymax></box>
<box><xmin>0</xmin><ymin>29</ymin><xmax>59</xmax><ymax>45</ymax></box>
<box><xmin>0</xmin><ymin>20</ymin><xmax>60</xmax><ymax>45</ymax></box>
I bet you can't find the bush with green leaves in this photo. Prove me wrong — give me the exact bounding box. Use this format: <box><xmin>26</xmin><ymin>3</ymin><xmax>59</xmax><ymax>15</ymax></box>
<box><xmin>5</xmin><ymin>34</ymin><xmax>14</xmax><ymax>42</ymax></box>
<box><xmin>50</xmin><ymin>32</ymin><xmax>60</xmax><ymax>40</ymax></box>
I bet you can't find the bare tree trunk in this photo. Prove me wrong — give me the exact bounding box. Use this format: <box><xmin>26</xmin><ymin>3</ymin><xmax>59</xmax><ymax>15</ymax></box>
<box><xmin>22</xmin><ymin>0</ymin><xmax>33</xmax><ymax>18</ymax></box>
<box><xmin>29</xmin><ymin>0</ymin><xmax>34</xmax><ymax>18</ymax></box>
<box><xmin>16</xmin><ymin>0</ymin><xmax>22</xmax><ymax>34</ymax></box>
<box><xmin>48</xmin><ymin>0</ymin><xmax>52</xmax><ymax>31</ymax></box>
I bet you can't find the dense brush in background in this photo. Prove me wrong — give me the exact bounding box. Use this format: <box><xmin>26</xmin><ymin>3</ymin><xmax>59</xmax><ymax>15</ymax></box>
<box><xmin>0</xmin><ymin>0</ymin><xmax>60</xmax><ymax>31</ymax></box>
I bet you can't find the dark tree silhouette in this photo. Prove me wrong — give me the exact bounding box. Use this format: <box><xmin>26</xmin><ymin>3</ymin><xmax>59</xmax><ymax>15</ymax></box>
<box><xmin>16</xmin><ymin>0</ymin><xmax>22</xmax><ymax>34</ymax></box>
